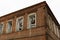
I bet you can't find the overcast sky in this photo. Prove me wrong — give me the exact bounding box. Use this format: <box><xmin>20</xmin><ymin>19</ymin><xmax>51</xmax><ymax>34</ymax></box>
<box><xmin>0</xmin><ymin>0</ymin><xmax>60</xmax><ymax>24</ymax></box>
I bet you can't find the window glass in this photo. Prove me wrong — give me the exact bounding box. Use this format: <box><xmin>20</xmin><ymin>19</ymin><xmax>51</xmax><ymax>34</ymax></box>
<box><xmin>18</xmin><ymin>18</ymin><xmax>23</xmax><ymax>30</ymax></box>
<box><xmin>0</xmin><ymin>23</ymin><xmax>4</xmax><ymax>34</ymax></box>
<box><xmin>7</xmin><ymin>21</ymin><xmax>12</xmax><ymax>33</ymax></box>
<box><xmin>29</xmin><ymin>14</ymin><xmax>35</xmax><ymax>27</ymax></box>
<box><xmin>16</xmin><ymin>16</ymin><xmax>23</xmax><ymax>31</ymax></box>
<box><xmin>28</xmin><ymin>13</ymin><xmax>36</xmax><ymax>29</ymax></box>
<box><xmin>0</xmin><ymin>23</ymin><xmax>3</xmax><ymax>34</ymax></box>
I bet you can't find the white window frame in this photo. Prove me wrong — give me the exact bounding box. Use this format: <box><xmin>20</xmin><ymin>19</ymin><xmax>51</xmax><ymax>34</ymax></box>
<box><xmin>0</xmin><ymin>22</ymin><xmax>4</xmax><ymax>34</ymax></box>
<box><xmin>16</xmin><ymin>16</ymin><xmax>24</xmax><ymax>31</ymax></box>
<box><xmin>27</xmin><ymin>13</ymin><xmax>36</xmax><ymax>29</ymax></box>
<box><xmin>6</xmin><ymin>20</ymin><xmax>12</xmax><ymax>33</ymax></box>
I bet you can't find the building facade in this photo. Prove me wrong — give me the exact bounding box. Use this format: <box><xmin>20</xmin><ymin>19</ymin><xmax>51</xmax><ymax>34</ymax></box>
<box><xmin>59</xmin><ymin>26</ymin><xmax>60</xmax><ymax>40</ymax></box>
<box><xmin>0</xmin><ymin>1</ymin><xmax>60</xmax><ymax>40</ymax></box>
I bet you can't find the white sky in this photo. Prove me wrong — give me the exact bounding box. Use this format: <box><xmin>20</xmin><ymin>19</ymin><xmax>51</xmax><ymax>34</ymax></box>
<box><xmin>0</xmin><ymin>0</ymin><xmax>60</xmax><ymax>24</ymax></box>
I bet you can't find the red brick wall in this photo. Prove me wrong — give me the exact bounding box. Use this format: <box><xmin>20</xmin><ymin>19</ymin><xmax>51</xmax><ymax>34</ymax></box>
<box><xmin>0</xmin><ymin>3</ymin><xmax>47</xmax><ymax>40</ymax></box>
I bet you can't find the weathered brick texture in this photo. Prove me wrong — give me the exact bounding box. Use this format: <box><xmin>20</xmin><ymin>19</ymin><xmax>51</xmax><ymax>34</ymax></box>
<box><xmin>0</xmin><ymin>1</ymin><xmax>59</xmax><ymax>40</ymax></box>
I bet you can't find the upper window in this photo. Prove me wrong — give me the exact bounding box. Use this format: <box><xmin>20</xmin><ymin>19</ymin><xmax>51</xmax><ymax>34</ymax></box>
<box><xmin>16</xmin><ymin>16</ymin><xmax>24</xmax><ymax>31</ymax></box>
<box><xmin>6</xmin><ymin>20</ymin><xmax>12</xmax><ymax>33</ymax></box>
<box><xmin>0</xmin><ymin>22</ymin><xmax>4</xmax><ymax>34</ymax></box>
<box><xmin>56</xmin><ymin>27</ymin><xmax>59</xmax><ymax>37</ymax></box>
<box><xmin>27</xmin><ymin>13</ymin><xmax>36</xmax><ymax>29</ymax></box>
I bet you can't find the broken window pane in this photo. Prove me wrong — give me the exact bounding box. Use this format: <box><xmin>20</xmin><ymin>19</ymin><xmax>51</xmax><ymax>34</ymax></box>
<box><xmin>28</xmin><ymin>13</ymin><xmax>36</xmax><ymax>29</ymax></box>
<box><xmin>0</xmin><ymin>24</ymin><xmax>3</xmax><ymax>33</ymax></box>
<box><xmin>17</xmin><ymin>17</ymin><xmax>23</xmax><ymax>31</ymax></box>
<box><xmin>7</xmin><ymin>21</ymin><xmax>12</xmax><ymax>33</ymax></box>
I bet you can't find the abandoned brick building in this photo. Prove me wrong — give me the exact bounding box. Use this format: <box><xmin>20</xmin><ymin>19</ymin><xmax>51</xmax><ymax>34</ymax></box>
<box><xmin>58</xmin><ymin>27</ymin><xmax>60</xmax><ymax>40</ymax></box>
<box><xmin>0</xmin><ymin>1</ymin><xmax>60</xmax><ymax>40</ymax></box>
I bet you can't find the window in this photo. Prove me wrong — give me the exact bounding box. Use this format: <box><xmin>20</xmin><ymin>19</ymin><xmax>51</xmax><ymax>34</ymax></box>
<box><xmin>48</xmin><ymin>15</ymin><xmax>52</xmax><ymax>30</ymax></box>
<box><xmin>0</xmin><ymin>22</ymin><xmax>4</xmax><ymax>34</ymax></box>
<box><xmin>16</xmin><ymin>16</ymin><xmax>24</xmax><ymax>31</ymax></box>
<box><xmin>53</xmin><ymin>23</ymin><xmax>56</xmax><ymax>33</ymax></box>
<box><xmin>57</xmin><ymin>27</ymin><xmax>59</xmax><ymax>37</ymax></box>
<box><xmin>47</xmin><ymin>15</ymin><xmax>50</xmax><ymax>28</ymax></box>
<box><xmin>27</xmin><ymin>13</ymin><xmax>36</xmax><ymax>29</ymax></box>
<box><xmin>6</xmin><ymin>20</ymin><xmax>12</xmax><ymax>33</ymax></box>
<box><xmin>51</xmin><ymin>21</ymin><xmax>54</xmax><ymax>31</ymax></box>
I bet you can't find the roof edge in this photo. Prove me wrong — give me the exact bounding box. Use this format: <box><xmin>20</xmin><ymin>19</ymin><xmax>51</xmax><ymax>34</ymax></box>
<box><xmin>0</xmin><ymin>1</ymin><xmax>46</xmax><ymax>18</ymax></box>
<box><xmin>46</xmin><ymin>2</ymin><xmax>60</xmax><ymax>27</ymax></box>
